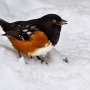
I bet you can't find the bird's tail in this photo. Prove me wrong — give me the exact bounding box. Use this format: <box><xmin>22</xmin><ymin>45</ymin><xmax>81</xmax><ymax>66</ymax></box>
<box><xmin>0</xmin><ymin>18</ymin><xmax>9</xmax><ymax>32</ymax></box>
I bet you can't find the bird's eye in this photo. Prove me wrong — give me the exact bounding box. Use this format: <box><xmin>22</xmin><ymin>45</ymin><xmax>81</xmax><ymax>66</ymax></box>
<box><xmin>52</xmin><ymin>20</ymin><xmax>57</xmax><ymax>23</ymax></box>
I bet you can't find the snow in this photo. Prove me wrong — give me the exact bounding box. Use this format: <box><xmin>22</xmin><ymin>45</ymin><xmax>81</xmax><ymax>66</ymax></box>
<box><xmin>0</xmin><ymin>0</ymin><xmax>90</xmax><ymax>90</ymax></box>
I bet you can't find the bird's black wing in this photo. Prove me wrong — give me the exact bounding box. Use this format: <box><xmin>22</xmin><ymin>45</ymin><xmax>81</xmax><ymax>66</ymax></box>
<box><xmin>3</xmin><ymin>21</ymin><xmax>38</xmax><ymax>41</ymax></box>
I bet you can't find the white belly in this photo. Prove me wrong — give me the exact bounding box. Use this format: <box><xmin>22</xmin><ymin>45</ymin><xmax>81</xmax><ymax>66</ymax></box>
<box><xmin>28</xmin><ymin>43</ymin><xmax>54</xmax><ymax>56</ymax></box>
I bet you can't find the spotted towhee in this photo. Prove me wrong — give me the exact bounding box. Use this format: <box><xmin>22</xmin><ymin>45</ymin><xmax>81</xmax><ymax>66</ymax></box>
<box><xmin>0</xmin><ymin>14</ymin><xmax>67</xmax><ymax>62</ymax></box>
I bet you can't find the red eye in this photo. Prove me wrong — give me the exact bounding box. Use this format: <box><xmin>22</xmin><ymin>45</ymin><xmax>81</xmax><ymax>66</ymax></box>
<box><xmin>52</xmin><ymin>20</ymin><xmax>57</xmax><ymax>23</ymax></box>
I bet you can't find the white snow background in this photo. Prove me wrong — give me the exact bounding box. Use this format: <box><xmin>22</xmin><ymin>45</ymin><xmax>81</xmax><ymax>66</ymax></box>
<box><xmin>0</xmin><ymin>0</ymin><xmax>90</xmax><ymax>90</ymax></box>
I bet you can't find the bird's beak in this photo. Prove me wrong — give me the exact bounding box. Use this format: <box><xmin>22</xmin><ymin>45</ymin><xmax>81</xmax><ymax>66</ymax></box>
<box><xmin>58</xmin><ymin>19</ymin><xmax>68</xmax><ymax>25</ymax></box>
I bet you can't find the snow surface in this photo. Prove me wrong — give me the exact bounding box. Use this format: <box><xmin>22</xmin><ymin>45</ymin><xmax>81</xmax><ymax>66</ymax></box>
<box><xmin>0</xmin><ymin>0</ymin><xmax>90</xmax><ymax>90</ymax></box>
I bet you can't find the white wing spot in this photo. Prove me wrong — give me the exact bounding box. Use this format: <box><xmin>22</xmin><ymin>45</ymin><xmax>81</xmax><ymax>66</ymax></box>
<box><xmin>30</xmin><ymin>26</ymin><xmax>36</xmax><ymax>29</ymax></box>
<box><xmin>21</xmin><ymin>37</ymin><xmax>25</xmax><ymax>41</ymax></box>
<box><xmin>26</xmin><ymin>25</ymin><xmax>30</xmax><ymax>28</ymax></box>
<box><xmin>18</xmin><ymin>29</ymin><xmax>20</xmax><ymax>31</ymax></box>
<box><xmin>18</xmin><ymin>25</ymin><xmax>21</xmax><ymax>27</ymax></box>
<box><xmin>19</xmin><ymin>35</ymin><xmax>25</xmax><ymax>41</ymax></box>
<box><xmin>27</xmin><ymin>32</ymin><xmax>31</xmax><ymax>35</ymax></box>
<box><xmin>19</xmin><ymin>35</ymin><xmax>21</xmax><ymax>37</ymax></box>
<box><xmin>22</xmin><ymin>29</ymin><xmax>28</xmax><ymax>32</ymax></box>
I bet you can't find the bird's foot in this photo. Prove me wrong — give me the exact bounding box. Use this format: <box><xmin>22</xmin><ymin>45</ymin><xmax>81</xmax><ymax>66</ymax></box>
<box><xmin>36</xmin><ymin>56</ymin><xmax>48</xmax><ymax>64</ymax></box>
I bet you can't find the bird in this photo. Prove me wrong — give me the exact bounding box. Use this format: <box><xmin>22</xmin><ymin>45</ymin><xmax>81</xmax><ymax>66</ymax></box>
<box><xmin>0</xmin><ymin>14</ymin><xmax>67</xmax><ymax>63</ymax></box>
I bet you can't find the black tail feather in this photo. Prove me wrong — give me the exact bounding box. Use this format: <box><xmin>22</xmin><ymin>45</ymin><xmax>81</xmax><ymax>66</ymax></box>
<box><xmin>0</xmin><ymin>18</ymin><xmax>8</xmax><ymax>25</ymax></box>
<box><xmin>0</xmin><ymin>18</ymin><xmax>9</xmax><ymax>32</ymax></box>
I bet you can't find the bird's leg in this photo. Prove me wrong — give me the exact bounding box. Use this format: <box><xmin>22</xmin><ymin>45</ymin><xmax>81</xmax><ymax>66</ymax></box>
<box><xmin>17</xmin><ymin>51</ymin><xmax>28</xmax><ymax>64</ymax></box>
<box><xmin>31</xmin><ymin>56</ymin><xmax>33</xmax><ymax>59</ymax></box>
<box><xmin>18</xmin><ymin>51</ymin><xmax>21</xmax><ymax>58</ymax></box>
<box><xmin>36</xmin><ymin>56</ymin><xmax>44</xmax><ymax>63</ymax></box>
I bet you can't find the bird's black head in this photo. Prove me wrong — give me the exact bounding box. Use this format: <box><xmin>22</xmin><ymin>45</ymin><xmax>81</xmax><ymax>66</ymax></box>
<box><xmin>40</xmin><ymin>14</ymin><xmax>67</xmax><ymax>26</ymax></box>
<box><xmin>36</xmin><ymin>14</ymin><xmax>68</xmax><ymax>45</ymax></box>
